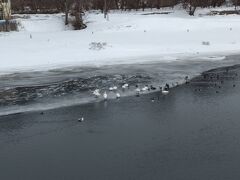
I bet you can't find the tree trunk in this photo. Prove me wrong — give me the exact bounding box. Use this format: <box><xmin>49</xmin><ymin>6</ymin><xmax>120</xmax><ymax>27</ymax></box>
<box><xmin>189</xmin><ymin>6</ymin><xmax>196</xmax><ymax>16</ymax></box>
<box><xmin>74</xmin><ymin>0</ymin><xmax>86</xmax><ymax>30</ymax></box>
<box><xmin>5</xmin><ymin>19</ymin><xmax>10</xmax><ymax>32</ymax></box>
<box><xmin>65</xmin><ymin>0</ymin><xmax>69</xmax><ymax>25</ymax></box>
<box><xmin>104</xmin><ymin>0</ymin><xmax>107</xmax><ymax>18</ymax></box>
<box><xmin>157</xmin><ymin>0</ymin><xmax>161</xmax><ymax>9</ymax></box>
<box><xmin>114</xmin><ymin>0</ymin><xmax>119</xmax><ymax>9</ymax></box>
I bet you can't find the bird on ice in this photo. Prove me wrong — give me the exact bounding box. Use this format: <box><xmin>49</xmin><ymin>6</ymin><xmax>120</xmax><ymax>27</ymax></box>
<box><xmin>122</xmin><ymin>83</ymin><xmax>129</xmax><ymax>89</ymax></box>
<box><xmin>109</xmin><ymin>86</ymin><xmax>118</xmax><ymax>91</ymax></box>
<box><xmin>142</xmin><ymin>85</ymin><xmax>149</xmax><ymax>91</ymax></box>
<box><xmin>135</xmin><ymin>88</ymin><xmax>141</xmax><ymax>96</ymax></box>
<box><xmin>93</xmin><ymin>89</ymin><xmax>101</xmax><ymax>98</ymax></box>
<box><xmin>116</xmin><ymin>92</ymin><xmax>121</xmax><ymax>99</ymax></box>
<box><xmin>103</xmin><ymin>92</ymin><xmax>108</xmax><ymax>100</ymax></box>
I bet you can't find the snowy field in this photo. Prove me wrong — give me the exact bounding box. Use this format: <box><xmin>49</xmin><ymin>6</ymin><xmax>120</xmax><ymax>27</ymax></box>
<box><xmin>1</xmin><ymin>6</ymin><xmax>240</xmax><ymax>73</ymax></box>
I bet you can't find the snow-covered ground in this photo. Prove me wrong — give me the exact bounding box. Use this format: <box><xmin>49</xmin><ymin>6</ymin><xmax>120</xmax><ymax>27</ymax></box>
<box><xmin>1</xmin><ymin>6</ymin><xmax>240</xmax><ymax>73</ymax></box>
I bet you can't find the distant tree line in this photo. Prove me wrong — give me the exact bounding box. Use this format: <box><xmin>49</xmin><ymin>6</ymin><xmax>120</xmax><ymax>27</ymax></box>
<box><xmin>10</xmin><ymin>0</ymin><xmax>240</xmax><ymax>29</ymax></box>
<box><xmin>11</xmin><ymin>0</ymin><xmax>240</xmax><ymax>13</ymax></box>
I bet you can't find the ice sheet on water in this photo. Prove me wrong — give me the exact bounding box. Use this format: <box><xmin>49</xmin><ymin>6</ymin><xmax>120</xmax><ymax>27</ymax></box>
<box><xmin>0</xmin><ymin>55</ymin><xmax>238</xmax><ymax>116</ymax></box>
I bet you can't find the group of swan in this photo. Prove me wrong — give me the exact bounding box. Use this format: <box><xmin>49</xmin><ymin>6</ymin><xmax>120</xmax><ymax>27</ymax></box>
<box><xmin>93</xmin><ymin>83</ymin><xmax>130</xmax><ymax>100</ymax></box>
<box><xmin>92</xmin><ymin>83</ymin><xmax>171</xmax><ymax>100</ymax></box>
<box><xmin>81</xmin><ymin>83</ymin><xmax>173</xmax><ymax>122</ymax></box>
<box><xmin>94</xmin><ymin>89</ymin><xmax>120</xmax><ymax>100</ymax></box>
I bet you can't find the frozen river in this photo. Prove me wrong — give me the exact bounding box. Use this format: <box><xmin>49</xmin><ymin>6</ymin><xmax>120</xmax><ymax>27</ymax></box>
<box><xmin>0</xmin><ymin>63</ymin><xmax>240</xmax><ymax>179</ymax></box>
<box><xmin>0</xmin><ymin>55</ymin><xmax>239</xmax><ymax>116</ymax></box>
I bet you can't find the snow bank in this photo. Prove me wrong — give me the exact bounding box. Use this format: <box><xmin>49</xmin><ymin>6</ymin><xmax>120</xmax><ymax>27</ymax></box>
<box><xmin>1</xmin><ymin>7</ymin><xmax>240</xmax><ymax>73</ymax></box>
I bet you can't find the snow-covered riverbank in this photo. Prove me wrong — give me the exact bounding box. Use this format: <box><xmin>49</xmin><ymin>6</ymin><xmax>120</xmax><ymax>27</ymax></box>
<box><xmin>1</xmin><ymin>6</ymin><xmax>240</xmax><ymax>73</ymax></box>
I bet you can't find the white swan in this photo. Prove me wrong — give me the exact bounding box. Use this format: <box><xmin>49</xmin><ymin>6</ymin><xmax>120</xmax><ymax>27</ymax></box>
<box><xmin>162</xmin><ymin>90</ymin><xmax>169</xmax><ymax>95</ymax></box>
<box><xmin>135</xmin><ymin>88</ymin><xmax>141</xmax><ymax>92</ymax></box>
<box><xmin>142</xmin><ymin>86</ymin><xmax>149</xmax><ymax>91</ymax></box>
<box><xmin>135</xmin><ymin>88</ymin><xmax>141</xmax><ymax>96</ymax></box>
<box><xmin>103</xmin><ymin>92</ymin><xmax>108</xmax><ymax>100</ymax></box>
<box><xmin>78</xmin><ymin>117</ymin><xmax>84</xmax><ymax>122</ymax></box>
<box><xmin>122</xmin><ymin>83</ymin><xmax>129</xmax><ymax>89</ymax></box>
<box><xmin>116</xmin><ymin>92</ymin><xmax>121</xmax><ymax>99</ymax></box>
<box><xmin>93</xmin><ymin>89</ymin><xmax>101</xmax><ymax>98</ymax></box>
<box><xmin>109</xmin><ymin>86</ymin><xmax>118</xmax><ymax>91</ymax></box>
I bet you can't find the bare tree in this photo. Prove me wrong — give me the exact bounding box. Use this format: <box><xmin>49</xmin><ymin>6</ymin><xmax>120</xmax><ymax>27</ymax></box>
<box><xmin>183</xmin><ymin>0</ymin><xmax>198</xmax><ymax>16</ymax></box>
<box><xmin>73</xmin><ymin>0</ymin><xmax>86</xmax><ymax>30</ymax></box>
<box><xmin>103</xmin><ymin>0</ymin><xmax>113</xmax><ymax>19</ymax></box>
<box><xmin>104</xmin><ymin>0</ymin><xmax>107</xmax><ymax>18</ymax></box>
<box><xmin>10</xmin><ymin>0</ymin><xmax>229</xmax><ymax>17</ymax></box>
<box><xmin>233</xmin><ymin>0</ymin><xmax>240</xmax><ymax>9</ymax></box>
<box><xmin>65</xmin><ymin>0</ymin><xmax>69</xmax><ymax>25</ymax></box>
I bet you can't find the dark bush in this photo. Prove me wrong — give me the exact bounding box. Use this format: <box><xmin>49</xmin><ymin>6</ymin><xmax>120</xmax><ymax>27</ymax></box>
<box><xmin>0</xmin><ymin>20</ymin><xmax>18</xmax><ymax>32</ymax></box>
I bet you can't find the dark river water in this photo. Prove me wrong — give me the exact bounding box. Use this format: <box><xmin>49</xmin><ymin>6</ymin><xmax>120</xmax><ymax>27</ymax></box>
<box><xmin>0</xmin><ymin>59</ymin><xmax>240</xmax><ymax>179</ymax></box>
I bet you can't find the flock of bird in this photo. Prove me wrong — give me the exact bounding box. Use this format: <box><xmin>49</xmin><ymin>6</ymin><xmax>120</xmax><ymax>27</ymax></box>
<box><xmin>77</xmin><ymin>82</ymin><xmax>180</xmax><ymax>122</ymax></box>
<box><xmin>91</xmin><ymin>76</ymin><xmax>191</xmax><ymax>101</ymax></box>
<box><xmin>36</xmin><ymin>70</ymin><xmax>239</xmax><ymax>123</ymax></box>
<box><xmin>76</xmin><ymin>69</ymin><xmax>239</xmax><ymax>123</ymax></box>
<box><xmin>92</xmin><ymin>82</ymin><xmax>172</xmax><ymax>101</ymax></box>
